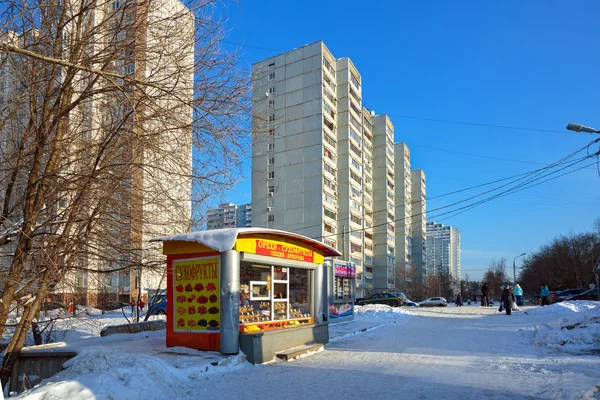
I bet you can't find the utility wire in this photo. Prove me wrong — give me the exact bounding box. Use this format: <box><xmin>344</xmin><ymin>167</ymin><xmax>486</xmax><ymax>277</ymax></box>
<box><xmin>308</xmin><ymin>141</ymin><xmax>598</xmax><ymax>240</ymax></box>
<box><xmin>291</xmin><ymin>140</ymin><xmax>597</xmax><ymax>239</ymax></box>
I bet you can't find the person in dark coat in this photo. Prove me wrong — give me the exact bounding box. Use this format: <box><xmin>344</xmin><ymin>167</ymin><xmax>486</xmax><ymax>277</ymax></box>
<box><xmin>455</xmin><ymin>293</ymin><xmax>463</xmax><ymax>307</ymax></box>
<box><xmin>481</xmin><ymin>283</ymin><xmax>489</xmax><ymax>307</ymax></box>
<box><xmin>500</xmin><ymin>285</ymin><xmax>516</xmax><ymax>315</ymax></box>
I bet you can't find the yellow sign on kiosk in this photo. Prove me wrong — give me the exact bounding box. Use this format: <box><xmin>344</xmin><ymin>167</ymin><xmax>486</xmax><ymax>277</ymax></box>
<box><xmin>236</xmin><ymin>238</ymin><xmax>324</xmax><ymax>264</ymax></box>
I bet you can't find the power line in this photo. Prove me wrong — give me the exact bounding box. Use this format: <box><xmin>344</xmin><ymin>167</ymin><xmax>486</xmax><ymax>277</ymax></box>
<box><xmin>395</xmin><ymin>115</ymin><xmax>590</xmax><ymax>135</ymax></box>
<box><xmin>301</xmin><ymin>141</ymin><xmax>596</xmax><ymax>238</ymax></box>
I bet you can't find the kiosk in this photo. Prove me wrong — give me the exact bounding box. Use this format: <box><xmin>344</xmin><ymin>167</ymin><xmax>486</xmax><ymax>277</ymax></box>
<box><xmin>326</xmin><ymin>260</ymin><xmax>356</xmax><ymax>322</ymax></box>
<box><xmin>151</xmin><ymin>228</ymin><xmax>341</xmax><ymax>364</ymax></box>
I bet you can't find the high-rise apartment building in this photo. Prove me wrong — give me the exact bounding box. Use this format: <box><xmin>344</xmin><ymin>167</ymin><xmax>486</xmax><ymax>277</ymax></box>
<box><xmin>394</xmin><ymin>143</ymin><xmax>412</xmax><ymax>290</ymax></box>
<box><xmin>0</xmin><ymin>0</ymin><xmax>194</xmax><ymax>305</ymax></box>
<box><xmin>411</xmin><ymin>169</ymin><xmax>427</xmax><ymax>282</ymax></box>
<box><xmin>251</xmin><ymin>41</ymin><xmax>399</xmax><ymax>297</ymax></box>
<box><xmin>425</xmin><ymin>222</ymin><xmax>461</xmax><ymax>281</ymax></box>
<box><xmin>207</xmin><ymin>203</ymin><xmax>252</xmax><ymax>230</ymax></box>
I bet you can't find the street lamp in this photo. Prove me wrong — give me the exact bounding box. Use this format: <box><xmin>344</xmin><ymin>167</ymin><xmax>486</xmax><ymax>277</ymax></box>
<box><xmin>566</xmin><ymin>122</ymin><xmax>600</xmax><ymax>134</ymax></box>
<box><xmin>513</xmin><ymin>253</ymin><xmax>526</xmax><ymax>286</ymax></box>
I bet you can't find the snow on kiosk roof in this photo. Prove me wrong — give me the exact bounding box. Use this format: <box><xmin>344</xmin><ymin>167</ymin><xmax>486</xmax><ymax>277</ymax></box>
<box><xmin>151</xmin><ymin>227</ymin><xmax>342</xmax><ymax>258</ymax></box>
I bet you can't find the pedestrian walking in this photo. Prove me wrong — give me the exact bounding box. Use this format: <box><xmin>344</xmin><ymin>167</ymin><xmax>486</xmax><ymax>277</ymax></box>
<box><xmin>500</xmin><ymin>285</ymin><xmax>516</xmax><ymax>315</ymax></box>
<box><xmin>540</xmin><ymin>285</ymin><xmax>550</xmax><ymax>306</ymax></box>
<box><xmin>514</xmin><ymin>284</ymin><xmax>524</xmax><ymax>306</ymax></box>
<box><xmin>455</xmin><ymin>293</ymin><xmax>463</xmax><ymax>307</ymax></box>
<box><xmin>481</xmin><ymin>283</ymin><xmax>489</xmax><ymax>307</ymax></box>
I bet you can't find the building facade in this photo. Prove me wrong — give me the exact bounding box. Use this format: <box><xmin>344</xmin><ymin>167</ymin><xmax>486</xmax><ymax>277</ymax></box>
<box><xmin>0</xmin><ymin>0</ymin><xmax>194</xmax><ymax>305</ymax></box>
<box><xmin>207</xmin><ymin>203</ymin><xmax>252</xmax><ymax>230</ymax></box>
<box><xmin>425</xmin><ymin>222</ymin><xmax>461</xmax><ymax>282</ymax></box>
<box><xmin>394</xmin><ymin>143</ymin><xmax>412</xmax><ymax>290</ymax></box>
<box><xmin>410</xmin><ymin>169</ymin><xmax>427</xmax><ymax>283</ymax></box>
<box><xmin>251</xmin><ymin>41</ymin><xmax>401</xmax><ymax>297</ymax></box>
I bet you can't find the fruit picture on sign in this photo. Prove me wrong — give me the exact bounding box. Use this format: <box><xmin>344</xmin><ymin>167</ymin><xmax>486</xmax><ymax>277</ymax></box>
<box><xmin>173</xmin><ymin>257</ymin><xmax>220</xmax><ymax>333</ymax></box>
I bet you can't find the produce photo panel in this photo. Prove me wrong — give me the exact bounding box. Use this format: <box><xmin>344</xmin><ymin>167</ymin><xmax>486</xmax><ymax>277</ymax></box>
<box><xmin>173</xmin><ymin>256</ymin><xmax>220</xmax><ymax>332</ymax></box>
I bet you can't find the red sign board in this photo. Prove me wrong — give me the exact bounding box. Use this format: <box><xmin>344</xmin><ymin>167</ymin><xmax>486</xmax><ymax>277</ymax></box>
<box><xmin>255</xmin><ymin>239</ymin><xmax>315</xmax><ymax>263</ymax></box>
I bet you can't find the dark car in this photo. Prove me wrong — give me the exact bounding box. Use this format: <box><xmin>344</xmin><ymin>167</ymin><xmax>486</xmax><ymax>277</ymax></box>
<box><xmin>564</xmin><ymin>288</ymin><xmax>599</xmax><ymax>302</ymax></box>
<box><xmin>550</xmin><ymin>289</ymin><xmax>588</xmax><ymax>303</ymax></box>
<box><xmin>147</xmin><ymin>295</ymin><xmax>167</xmax><ymax>315</ymax></box>
<box><xmin>357</xmin><ymin>293</ymin><xmax>404</xmax><ymax>307</ymax></box>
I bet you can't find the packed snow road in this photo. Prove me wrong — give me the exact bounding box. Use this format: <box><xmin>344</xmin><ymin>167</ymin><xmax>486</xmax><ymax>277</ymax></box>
<box><xmin>15</xmin><ymin>302</ymin><xmax>600</xmax><ymax>399</ymax></box>
<box><xmin>199</xmin><ymin>305</ymin><xmax>600</xmax><ymax>400</ymax></box>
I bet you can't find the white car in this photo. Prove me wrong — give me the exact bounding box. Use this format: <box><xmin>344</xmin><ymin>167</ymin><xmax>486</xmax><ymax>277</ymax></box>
<box><xmin>418</xmin><ymin>297</ymin><xmax>448</xmax><ymax>307</ymax></box>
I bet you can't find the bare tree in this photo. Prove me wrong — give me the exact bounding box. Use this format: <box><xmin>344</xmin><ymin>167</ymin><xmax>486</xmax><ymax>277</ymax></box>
<box><xmin>483</xmin><ymin>258</ymin><xmax>508</xmax><ymax>301</ymax></box>
<box><xmin>0</xmin><ymin>0</ymin><xmax>251</xmax><ymax>383</ymax></box>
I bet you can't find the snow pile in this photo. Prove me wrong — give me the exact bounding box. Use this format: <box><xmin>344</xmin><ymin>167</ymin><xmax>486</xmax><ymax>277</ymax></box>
<box><xmin>531</xmin><ymin>301</ymin><xmax>600</xmax><ymax>352</ymax></box>
<box><xmin>354</xmin><ymin>304</ymin><xmax>411</xmax><ymax>320</ymax></box>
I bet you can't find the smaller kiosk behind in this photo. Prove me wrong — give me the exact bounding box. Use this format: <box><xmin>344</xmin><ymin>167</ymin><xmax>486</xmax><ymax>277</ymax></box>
<box><xmin>326</xmin><ymin>260</ymin><xmax>356</xmax><ymax>322</ymax></box>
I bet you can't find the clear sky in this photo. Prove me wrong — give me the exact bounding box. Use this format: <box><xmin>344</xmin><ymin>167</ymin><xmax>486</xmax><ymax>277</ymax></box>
<box><xmin>216</xmin><ymin>1</ymin><xmax>600</xmax><ymax>281</ymax></box>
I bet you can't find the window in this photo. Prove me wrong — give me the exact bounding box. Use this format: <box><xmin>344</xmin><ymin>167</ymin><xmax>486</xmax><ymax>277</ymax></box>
<box><xmin>111</xmin><ymin>0</ymin><xmax>121</xmax><ymax>10</ymax></box>
<box><xmin>124</xmin><ymin>63</ymin><xmax>135</xmax><ymax>75</ymax></box>
<box><xmin>268</xmin><ymin>100</ymin><xmax>275</xmax><ymax>108</ymax></box>
<box><xmin>351</xmin><ymin>231</ymin><xmax>362</xmax><ymax>239</ymax></box>
<box><xmin>268</xmin><ymin>143</ymin><xmax>275</xmax><ymax>151</ymax></box>
<box><xmin>269</xmin><ymin>129</ymin><xmax>275</xmax><ymax>136</ymax></box>
<box><xmin>351</xmin><ymin>243</ymin><xmax>362</xmax><ymax>254</ymax></box>
<box><xmin>351</xmin><ymin>186</ymin><xmax>361</xmax><ymax>198</ymax></box>
<box><xmin>324</xmin><ymin>208</ymin><xmax>337</xmax><ymax>220</ymax></box>
<box><xmin>268</xmin><ymin>171</ymin><xmax>274</xmax><ymax>179</ymax></box>
<box><xmin>268</xmin><ymin>72</ymin><xmax>275</xmax><ymax>81</ymax></box>
<box><xmin>269</xmin><ymin>87</ymin><xmax>276</xmax><ymax>94</ymax></box>
<box><xmin>351</xmin><ymin>214</ymin><xmax>362</xmax><ymax>225</ymax></box>
<box><xmin>268</xmin><ymin>157</ymin><xmax>274</xmax><ymax>165</ymax></box>
<box><xmin>350</xmin><ymin>171</ymin><xmax>362</xmax><ymax>185</ymax></box>
<box><xmin>268</xmin><ymin>115</ymin><xmax>275</xmax><ymax>122</ymax></box>
<box><xmin>268</xmin><ymin>185</ymin><xmax>274</xmax><ymax>195</ymax></box>
<box><xmin>268</xmin><ymin>215</ymin><xmax>275</xmax><ymax>222</ymax></box>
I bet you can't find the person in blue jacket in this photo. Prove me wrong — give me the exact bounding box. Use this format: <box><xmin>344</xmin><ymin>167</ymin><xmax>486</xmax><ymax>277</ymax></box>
<box><xmin>514</xmin><ymin>284</ymin><xmax>524</xmax><ymax>306</ymax></box>
<box><xmin>540</xmin><ymin>285</ymin><xmax>550</xmax><ymax>306</ymax></box>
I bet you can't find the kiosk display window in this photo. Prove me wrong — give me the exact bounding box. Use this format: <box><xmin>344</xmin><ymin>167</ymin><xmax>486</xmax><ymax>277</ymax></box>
<box><xmin>239</xmin><ymin>263</ymin><xmax>312</xmax><ymax>331</ymax></box>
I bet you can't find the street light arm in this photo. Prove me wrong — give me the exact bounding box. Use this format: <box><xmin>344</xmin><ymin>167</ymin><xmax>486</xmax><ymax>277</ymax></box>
<box><xmin>513</xmin><ymin>253</ymin><xmax>526</xmax><ymax>286</ymax></box>
<box><xmin>566</xmin><ymin>122</ymin><xmax>600</xmax><ymax>134</ymax></box>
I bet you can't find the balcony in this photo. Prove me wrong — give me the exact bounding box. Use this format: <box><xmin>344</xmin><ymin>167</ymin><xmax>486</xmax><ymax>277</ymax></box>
<box><xmin>323</xmin><ymin>116</ymin><xmax>335</xmax><ymax>132</ymax></box>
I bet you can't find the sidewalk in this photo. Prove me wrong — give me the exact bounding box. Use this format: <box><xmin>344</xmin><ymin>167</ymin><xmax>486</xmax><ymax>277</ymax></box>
<box><xmin>328</xmin><ymin>318</ymin><xmax>393</xmax><ymax>342</ymax></box>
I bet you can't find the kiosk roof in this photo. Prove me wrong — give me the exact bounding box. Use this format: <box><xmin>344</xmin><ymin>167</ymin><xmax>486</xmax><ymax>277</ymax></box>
<box><xmin>151</xmin><ymin>227</ymin><xmax>342</xmax><ymax>257</ymax></box>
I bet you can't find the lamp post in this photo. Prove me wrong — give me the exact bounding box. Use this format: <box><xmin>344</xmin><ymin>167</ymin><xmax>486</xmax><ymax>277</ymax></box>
<box><xmin>513</xmin><ymin>253</ymin><xmax>526</xmax><ymax>286</ymax></box>
<box><xmin>566</xmin><ymin>122</ymin><xmax>600</xmax><ymax>134</ymax></box>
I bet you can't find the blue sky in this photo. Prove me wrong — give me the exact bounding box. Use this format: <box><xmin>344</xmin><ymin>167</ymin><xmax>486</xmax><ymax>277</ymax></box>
<box><xmin>216</xmin><ymin>1</ymin><xmax>600</xmax><ymax>281</ymax></box>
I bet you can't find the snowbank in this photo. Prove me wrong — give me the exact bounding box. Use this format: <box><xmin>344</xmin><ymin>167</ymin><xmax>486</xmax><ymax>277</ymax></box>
<box><xmin>531</xmin><ymin>301</ymin><xmax>600</xmax><ymax>353</ymax></box>
<box><xmin>354</xmin><ymin>304</ymin><xmax>411</xmax><ymax>320</ymax></box>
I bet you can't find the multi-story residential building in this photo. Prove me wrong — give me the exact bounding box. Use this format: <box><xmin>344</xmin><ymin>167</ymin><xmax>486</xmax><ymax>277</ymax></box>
<box><xmin>251</xmin><ymin>41</ymin><xmax>397</xmax><ymax>297</ymax></box>
<box><xmin>425</xmin><ymin>222</ymin><xmax>461</xmax><ymax>282</ymax></box>
<box><xmin>411</xmin><ymin>169</ymin><xmax>427</xmax><ymax>282</ymax></box>
<box><xmin>207</xmin><ymin>203</ymin><xmax>252</xmax><ymax>230</ymax></box>
<box><xmin>372</xmin><ymin>116</ymin><xmax>396</xmax><ymax>292</ymax></box>
<box><xmin>0</xmin><ymin>0</ymin><xmax>194</xmax><ymax>305</ymax></box>
<box><xmin>394</xmin><ymin>143</ymin><xmax>411</xmax><ymax>290</ymax></box>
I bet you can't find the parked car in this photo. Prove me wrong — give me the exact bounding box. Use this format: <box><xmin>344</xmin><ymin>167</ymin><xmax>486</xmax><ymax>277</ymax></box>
<box><xmin>418</xmin><ymin>297</ymin><xmax>448</xmax><ymax>307</ymax></box>
<box><xmin>357</xmin><ymin>293</ymin><xmax>404</xmax><ymax>307</ymax></box>
<box><xmin>564</xmin><ymin>288</ymin><xmax>599</xmax><ymax>302</ymax></box>
<box><xmin>389</xmin><ymin>292</ymin><xmax>408</xmax><ymax>305</ymax></box>
<box><xmin>405</xmin><ymin>299</ymin><xmax>419</xmax><ymax>307</ymax></box>
<box><xmin>550</xmin><ymin>289</ymin><xmax>588</xmax><ymax>303</ymax></box>
<box><xmin>147</xmin><ymin>295</ymin><xmax>167</xmax><ymax>315</ymax></box>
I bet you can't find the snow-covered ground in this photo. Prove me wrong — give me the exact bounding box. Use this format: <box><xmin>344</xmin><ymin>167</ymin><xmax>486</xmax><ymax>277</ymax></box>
<box><xmin>11</xmin><ymin>301</ymin><xmax>600</xmax><ymax>399</ymax></box>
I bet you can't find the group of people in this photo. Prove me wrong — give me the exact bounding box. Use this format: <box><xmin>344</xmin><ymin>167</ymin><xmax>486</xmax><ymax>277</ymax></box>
<box><xmin>480</xmin><ymin>282</ymin><xmax>525</xmax><ymax>315</ymax></box>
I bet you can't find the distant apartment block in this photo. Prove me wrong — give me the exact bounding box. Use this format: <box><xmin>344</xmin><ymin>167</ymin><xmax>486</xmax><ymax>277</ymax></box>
<box><xmin>207</xmin><ymin>203</ymin><xmax>252</xmax><ymax>230</ymax></box>
<box><xmin>411</xmin><ymin>169</ymin><xmax>427</xmax><ymax>282</ymax></box>
<box><xmin>394</xmin><ymin>143</ymin><xmax>412</xmax><ymax>289</ymax></box>
<box><xmin>425</xmin><ymin>222</ymin><xmax>461</xmax><ymax>281</ymax></box>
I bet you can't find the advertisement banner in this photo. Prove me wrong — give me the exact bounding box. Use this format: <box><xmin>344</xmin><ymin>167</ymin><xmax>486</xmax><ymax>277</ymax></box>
<box><xmin>329</xmin><ymin>303</ymin><xmax>354</xmax><ymax>319</ymax></box>
<box><xmin>335</xmin><ymin>263</ymin><xmax>356</xmax><ymax>278</ymax></box>
<box><xmin>173</xmin><ymin>257</ymin><xmax>220</xmax><ymax>333</ymax></box>
<box><xmin>254</xmin><ymin>239</ymin><xmax>315</xmax><ymax>263</ymax></box>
